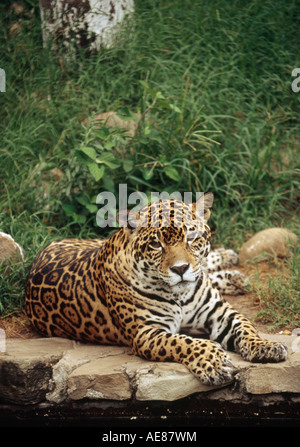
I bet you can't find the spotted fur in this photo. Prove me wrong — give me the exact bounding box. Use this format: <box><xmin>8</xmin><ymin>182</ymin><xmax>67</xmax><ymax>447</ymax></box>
<box><xmin>25</xmin><ymin>193</ymin><xmax>287</xmax><ymax>385</ymax></box>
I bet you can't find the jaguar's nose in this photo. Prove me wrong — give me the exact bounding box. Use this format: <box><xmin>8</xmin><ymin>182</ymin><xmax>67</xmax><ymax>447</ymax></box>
<box><xmin>170</xmin><ymin>263</ymin><xmax>190</xmax><ymax>277</ymax></box>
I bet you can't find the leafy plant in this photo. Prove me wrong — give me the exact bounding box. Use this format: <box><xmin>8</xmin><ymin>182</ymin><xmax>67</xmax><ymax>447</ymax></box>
<box><xmin>62</xmin><ymin>81</ymin><xmax>222</xmax><ymax>226</ymax></box>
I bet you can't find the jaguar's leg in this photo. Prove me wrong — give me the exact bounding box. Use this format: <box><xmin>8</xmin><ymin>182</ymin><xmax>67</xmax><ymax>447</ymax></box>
<box><xmin>205</xmin><ymin>248</ymin><xmax>249</xmax><ymax>294</ymax></box>
<box><xmin>132</xmin><ymin>325</ymin><xmax>236</xmax><ymax>386</ymax></box>
<box><xmin>190</xmin><ymin>281</ymin><xmax>288</xmax><ymax>363</ymax></box>
<box><xmin>213</xmin><ymin>306</ymin><xmax>288</xmax><ymax>363</ymax></box>
<box><xmin>205</xmin><ymin>248</ymin><xmax>239</xmax><ymax>272</ymax></box>
<box><xmin>209</xmin><ymin>270</ymin><xmax>250</xmax><ymax>295</ymax></box>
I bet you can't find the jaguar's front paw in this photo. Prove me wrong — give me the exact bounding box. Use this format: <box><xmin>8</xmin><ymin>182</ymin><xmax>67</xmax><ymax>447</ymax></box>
<box><xmin>185</xmin><ymin>341</ymin><xmax>237</xmax><ymax>386</ymax></box>
<box><xmin>209</xmin><ymin>269</ymin><xmax>250</xmax><ymax>295</ymax></box>
<box><xmin>206</xmin><ymin>248</ymin><xmax>239</xmax><ymax>271</ymax></box>
<box><xmin>240</xmin><ymin>339</ymin><xmax>288</xmax><ymax>363</ymax></box>
<box><xmin>217</xmin><ymin>248</ymin><xmax>239</xmax><ymax>267</ymax></box>
<box><xmin>225</xmin><ymin>270</ymin><xmax>250</xmax><ymax>294</ymax></box>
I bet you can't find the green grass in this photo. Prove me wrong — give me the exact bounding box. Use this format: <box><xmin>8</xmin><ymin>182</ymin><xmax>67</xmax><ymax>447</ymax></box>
<box><xmin>0</xmin><ymin>0</ymin><xmax>299</xmax><ymax>321</ymax></box>
<box><xmin>253</xmin><ymin>248</ymin><xmax>300</xmax><ymax>332</ymax></box>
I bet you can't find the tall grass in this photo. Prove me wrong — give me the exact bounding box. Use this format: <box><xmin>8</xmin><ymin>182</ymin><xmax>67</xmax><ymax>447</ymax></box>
<box><xmin>0</xmin><ymin>0</ymin><xmax>299</xmax><ymax>315</ymax></box>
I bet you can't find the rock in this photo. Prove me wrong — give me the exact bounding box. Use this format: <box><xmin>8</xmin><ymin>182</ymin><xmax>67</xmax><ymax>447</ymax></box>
<box><xmin>67</xmin><ymin>354</ymin><xmax>134</xmax><ymax>401</ymax></box>
<box><xmin>67</xmin><ymin>351</ymin><xmax>225</xmax><ymax>402</ymax></box>
<box><xmin>239</xmin><ymin>228</ymin><xmax>298</xmax><ymax>263</ymax></box>
<box><xmin>66</xmin><ymin>350</ymin><xmax>222</xmax><ymax>402</ymax></box>
<box><xmin>49</xmin><ymin>167</ymin><xmax>64</xmax><ymax>181</ymax></box>
<box><xmin>0</xmin><ymin>232</ymin><xmax>24</xmax><ymax>273</ymax></box>
<box><xmin>134</xmin><ymin>363</ymin><xmax>226</xmax><ymax>401</ymax></box>
<box><xmin>47</xmin><ymin>344</ymin><xmax>130</xmax><ymax>403</ymax></box>
<box><xmin>239</xmin><ymin>333</ymin><xmax>300</xmax><ymax>395</ymax></box>
<box><xmin>11</xmin><ymin>2</ymin><xmax>26</xmax><ymax>15</ymax></box>
<box><xmin>86</xmin><ymin>111</ymin><xmax>141</xmax><ymax>137</ymax></box>
<box><xmin>0</xmin><ymin>338</ymin><xmax>73</xmax><ymax>404</ymax></box>
<box><xmin>0</xmin><ymin>334</ymin><xmax>299</xmax><ymax>405</ymax></box>
<box><xmin>245</xmin><ymin>364</ymin><xmax>300</xmax><ymax>394</ymax></box>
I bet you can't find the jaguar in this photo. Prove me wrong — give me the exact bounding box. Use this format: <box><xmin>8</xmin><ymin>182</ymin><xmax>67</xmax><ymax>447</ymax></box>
<box><xmin>25</xmin><ymin>192</ymin><xmax>288</xmax><ymax>385</ymax></box>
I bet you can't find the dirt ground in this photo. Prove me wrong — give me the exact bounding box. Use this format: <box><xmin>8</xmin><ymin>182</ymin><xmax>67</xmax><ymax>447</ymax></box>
<box><xmin>0</xmin><ymin>258</ymin><xmax>291</xmax><ymax>339</ymax></box>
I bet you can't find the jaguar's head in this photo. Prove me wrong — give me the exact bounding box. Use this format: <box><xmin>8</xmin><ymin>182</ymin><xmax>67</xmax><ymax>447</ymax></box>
<box><xmin>117</xmin><ymin>192</ymin><xmax>214</xmax><ymax>287</ymax></box>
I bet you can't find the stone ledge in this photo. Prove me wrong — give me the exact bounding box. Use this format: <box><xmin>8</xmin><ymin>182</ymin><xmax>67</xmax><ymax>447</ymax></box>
<box><xmin>0</xmin><ymin>334</ymin><xmax>299</xmax><ymax>406</ymax></box>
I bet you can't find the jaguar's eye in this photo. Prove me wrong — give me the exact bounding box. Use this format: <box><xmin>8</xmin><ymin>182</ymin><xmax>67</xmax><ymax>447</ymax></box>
<box><xmin>186</xmin><ymin>232</ymin><xmax>198</xmax><ymax>243</ymax></box>
<box><xmin>186</xmin><ymin>228</ymin><xmax>203</xmax><ymax>244</ymax></box>
<box><xmin>187</xmin><ymin>235</ymin><xmax>203</xmax><ymax>247</ymax></box>
<box><xmin>149</xmin><ymin>241</ymin><xmax>162</xmax><ymax>250</ymax></box>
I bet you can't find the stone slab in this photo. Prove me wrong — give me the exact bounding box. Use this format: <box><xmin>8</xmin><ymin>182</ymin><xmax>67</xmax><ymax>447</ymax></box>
<box><xmin>134</xmin><ymin>362</ymin><xmax>228</xmax><ymax>401</ymax></box>
<box><xmin>0</xmin><ymin>338</ymin><xmax>74</xmax><ymax>404</ymax></box>
<box><xmin>67</xmin><ymin>354</ymin><xmax>135</xmax><ymax>401</ymax></box>
<box><xmin>47</xmin><ymin>344</ymin><xmax>131</xmax><ymax>403</ymax></box>
<box><xmin>0</xmin><ymin>334</ymin><xmax>299</xmax><ymax>405</ymax></box>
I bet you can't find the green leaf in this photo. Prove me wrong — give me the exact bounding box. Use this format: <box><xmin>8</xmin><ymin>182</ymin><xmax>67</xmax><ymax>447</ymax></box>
<box><xmin>155</xmin><ymin>91</ymin><xmax>164</xmax><ymax>100</ymax></box>
<box><xmin>128</xmin><ymin>175</ymin><xmax>154</xmax><ymax>188</ymax></box>
<box><xmin>116</xmin><ymin>107</ymin><xmax>133</xmax><ymax>121</ymax></box>
<box><xmin>139</xmin><ymin>80</ymin><xmax>159</xmax><ymax>100</ymax></box>
<box><xmin>62</xmin><ymin>204</ymin><xmax>76</xmax><ymax>217</ymax></box>
<box><xmin>164</xmin><ymin>166</ymin><xmax>181</xmax><ymax>182</ymax></box>
<box><xmin>103</xmin><ymin>140</ymin><xmax>115</xmax><ymax>150</ymax></box>
<box><xmin>169</xmin><ymin>104</ymin><xmax>182</xmax><ymax>114</ymax></box>
<box><xmin>139</xmin><ymin>80</ymin><xmax>150</xmax><ymax>90</ymax></box>
<box><xmin>144</xmin><ymin>126</ymin><xmax>151</xmax><ymax>136</ymax></box>
<box><xmin>75</xmin><ymin>195</ymin><xmax>89</xmax><ymax>206</ymax></box>
<box><xmin>75</xmin><ymin>149</ymin><xmax>90</xmax><ymax>164</ymax></box>
<box><xmin>91</xmin><ymin>194</ymin><xmax>99</xmax><ymax>203</ymax></box>
<box><xmin>123</xmin><ymin>158</ymin><xmax>134</xmax><ymax>173</ymax></box>
<box><xmin>96</xmin><ymin>152</ymin><xmax>121</xmax><ymax>170</ymax></box>
<box><xmin>87</xmin><ymin>162</ymin><xmax>105</xmax><ymax>181</ymax></box>
<box><xmin>73</xmin><ymin>214</ymin><xmax>87</xmax><ymax>224</ymax></box>
<box><xmin>85</xmin><ymin>203</ymin><xmax>98</xmax><ymax>213</ymax></box>
<box><xmin>140</xmin><ymin>167</ymin><xmax>154</xmax><ymax>180</ymax></box>
<box><xmin>94</xmin><ymin>128</ymin><xmax>110</xmax><ymax>140</ymax></box>
<box><xmin>80</xmin><ymin>146</ymin><xmax>97</xmax><ymax>160</ymax></box>
<box><xmin>75</xmin><ymin>195</ymin><xmax>98</xmax><ymax>213</ymax></box>
<box><xmin>102</xmin><ymin>175</ymin><xmax>115</xmax><ymax>192</ymax></box>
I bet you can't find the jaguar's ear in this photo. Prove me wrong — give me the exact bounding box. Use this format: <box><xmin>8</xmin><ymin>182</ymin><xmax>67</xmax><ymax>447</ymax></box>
<box><xmin>194</xmin><ymin>192</ymin><xmax>214</xmax><ymax>221</ymax></box>
<box><xmin>116</xmin><ymin>209</ymin><xmax>140</xmax><ymax>232</ymax></box>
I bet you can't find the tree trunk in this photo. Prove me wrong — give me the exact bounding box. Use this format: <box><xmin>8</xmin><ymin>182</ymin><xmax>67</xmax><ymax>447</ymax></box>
<box><xmin>39</xmin><ymin>0</ymin><xmax>134</xmax><ymax>54</ymax></box>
